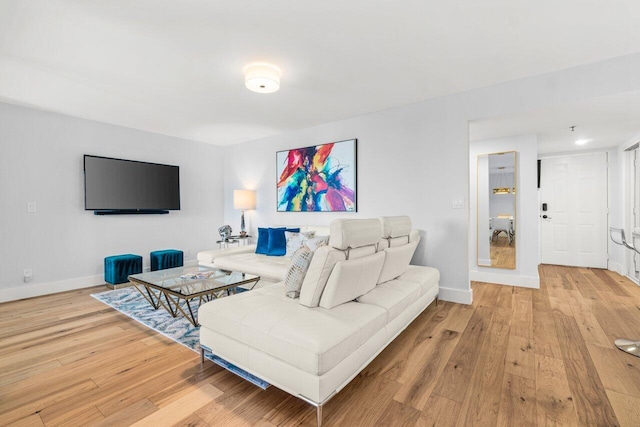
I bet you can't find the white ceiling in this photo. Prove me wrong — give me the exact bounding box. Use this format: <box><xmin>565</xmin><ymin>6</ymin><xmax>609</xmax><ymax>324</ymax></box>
<box><xmin>469</xmin><ymin>90</ymin><xmax>640</xmax><ymax>153</ymax></box>
<box><xmin>2</xmin><ymin>1</ymin><xmax>640</xmax><ymax>146</ymax></box>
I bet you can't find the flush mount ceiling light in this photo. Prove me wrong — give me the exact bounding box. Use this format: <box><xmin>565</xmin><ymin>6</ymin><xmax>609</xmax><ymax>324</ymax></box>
<box><xmin>243</xmin><ymin>63</ymin><xmax>281</xmax><ymax>94</ymax></box>
<box><xmin>570</xmin><ymin>126</ymin><xmax>590</xmax><ymax>146</ymax></box>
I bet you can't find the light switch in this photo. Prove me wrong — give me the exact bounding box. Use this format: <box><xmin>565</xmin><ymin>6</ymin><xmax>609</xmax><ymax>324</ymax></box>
<box><xmin>27</xmin><ymin>202</ymin><xmax>37</xmax><ymax>213</ymax></box>
<box><xmin>452</xmin><ymin>198</ymin><xmax>465</xmax><ymax>209</ymax></box>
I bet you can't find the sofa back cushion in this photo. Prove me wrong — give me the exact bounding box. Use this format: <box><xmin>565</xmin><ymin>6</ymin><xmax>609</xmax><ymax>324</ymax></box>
<box><xmin>381</xmin><ymin>216</ymin><xmax>412</xmax><ymax>239</ymax></box>
<box><xmin>299</xmin><ymin>218</ymin><xmax>382</xmax><ymax>308</ymax></box>
<box><xmin>329</xmin><ymin>218</ymin><xmax>383</xmax><ymax>250</ymax></box>
<box><xmin>377</xmin><ymin>240</ymin><xmax>419</xmax><ymax>284</ymax></box>
<box><xmin>376</xmin><ymin>216</ymin><xmax>419</xmax><ymax>284</ymax></box>
<box><xmin>320</xmin><ymin>251</ymin><xmax>386</xmax><ymax>309</ymax></box>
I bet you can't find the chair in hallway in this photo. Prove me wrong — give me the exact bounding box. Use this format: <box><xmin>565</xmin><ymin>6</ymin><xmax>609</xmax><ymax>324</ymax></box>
<box><xmin>491</xmin><ymin>217</ymin><xmax>514</xmax><ymax>244</ymax></box>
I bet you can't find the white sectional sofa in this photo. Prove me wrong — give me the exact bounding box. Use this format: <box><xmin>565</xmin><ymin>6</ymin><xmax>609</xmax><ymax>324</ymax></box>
<box><xmin>197</xmin><ymin>217</ymin><xmax>439</xmax><ymax>426</ymax></box>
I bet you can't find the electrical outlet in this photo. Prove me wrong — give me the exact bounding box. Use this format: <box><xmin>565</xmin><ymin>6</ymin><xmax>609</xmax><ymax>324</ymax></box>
<box><xmin>27</xmin><ymin>202</ymin><xmax>37</xmax><ymax>213</ymax></box>
<box><xmin>185</xmin><ymin>249</ymin><xmax>191</xmax><ymax>258</ymax></box>
<box><xmin>23</xmin><ymin>268</ymin><xmax>32</xmax><ymax>283</ymax></box>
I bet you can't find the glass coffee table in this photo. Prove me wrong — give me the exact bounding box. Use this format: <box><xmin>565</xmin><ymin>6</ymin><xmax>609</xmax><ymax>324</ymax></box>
<box><xmin>128</xmin><ymin>266</ymin><xmax>260</xmax><ymax>327</ymax></box>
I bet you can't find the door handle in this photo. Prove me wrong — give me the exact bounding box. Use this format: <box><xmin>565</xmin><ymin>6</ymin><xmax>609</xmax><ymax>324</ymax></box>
<box><xmin>542</xmin><ymin>215</ymin><xmax>552</xmax><ymax>219</ymax></box>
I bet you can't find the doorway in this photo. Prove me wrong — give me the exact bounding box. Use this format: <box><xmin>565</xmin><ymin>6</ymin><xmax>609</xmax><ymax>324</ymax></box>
<box><xmin>539</xmin><ymin>152</ymin><xmax>609</xmax><ymax>268</ymax></box>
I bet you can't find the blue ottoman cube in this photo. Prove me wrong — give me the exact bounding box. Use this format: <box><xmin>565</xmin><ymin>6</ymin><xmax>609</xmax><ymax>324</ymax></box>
<box><xmin>104</xmin><ymin>254</ymin><xmax>142</xmax><ymax>285</ymax></box>
<box><xmin>150</xmin><ymin>249</ymin><xmax>184</xmax><ymax>271</ymax></box>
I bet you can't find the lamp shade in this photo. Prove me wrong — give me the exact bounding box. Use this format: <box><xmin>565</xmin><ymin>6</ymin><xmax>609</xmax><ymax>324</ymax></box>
<box><xmin>233</xmin><ymin>190</ymin><xmax>256</xmax><ymax>210</ymax></box>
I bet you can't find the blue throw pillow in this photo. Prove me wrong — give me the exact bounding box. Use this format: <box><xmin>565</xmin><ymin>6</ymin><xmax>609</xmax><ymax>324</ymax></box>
<box><xmin>266</xmin><ymin>227</ymin><xmax>300</xmax><ymax>256</ymax></box>
<box><xmin>255</xmin><ymin>227</ymin><xmax>270</xmax><ymax>254</ymax></box>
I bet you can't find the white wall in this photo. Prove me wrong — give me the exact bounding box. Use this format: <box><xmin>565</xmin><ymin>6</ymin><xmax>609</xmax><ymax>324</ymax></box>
<box><xmin>0</xmin><ymin>103</ymin><xmax>225</xmax><ymax>302</ymax></box>
<box><xmin>223</xmin><ymin>53</ymin><xmax>640</xmax><ymax>304</ymax></box>
<box><xmin>470</xmin><ymin>135</ymin><xmax>540</xmax><ymax>288</ymax></box>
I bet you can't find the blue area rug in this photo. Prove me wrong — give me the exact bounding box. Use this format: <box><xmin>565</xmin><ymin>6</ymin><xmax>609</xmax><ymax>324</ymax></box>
<box><xmin>91</xmin><ymin>286</ymin><xmax>269</xmax><ymax>389</ymax></box>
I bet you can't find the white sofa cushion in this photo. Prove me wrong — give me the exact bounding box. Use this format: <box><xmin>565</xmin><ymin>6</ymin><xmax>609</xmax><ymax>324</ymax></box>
<box><xmin>298</xmin><ymin>246</ymin><xmax>346</xmax><ymax>307</ymax></box>
<box><xmin>198</xmin><ymin>283</ymin><xmax>387</xmax><ymax>376</ymax></box>
<box><xmin>380</xmin><ymin>216</ymin><xmax>412</xmax><ymax>238</ymax></box>
<box><xmin>377</xmin><ymin>240</ymin><xmax>419</xmax><ymax>284</ymax></box>
<box><xmin>214</xmin><ymin>253</ymin><xmax>291</xmax><ymax>282</ymax></box>
<box><xmin>299</xmin><ymin>219</ymin><xmax>382</xmax><ymax>308</ymax></box>
<box><xmin>397</xmin><ymin>265</ymin><xmax>440</xmax><ymax>297</ymax></box>
<box><xmin>198</xmin><ymin>245</ymin><xmax>257</xmax><ymax>264</ymax></box>
<box><xmin>357</xmin><ymin>279</ymin><xmax>422</xmax><ymax>323</ymax></box>
<box><xmin>329</xmin><ymin>218</ymin><xmax>382</xmax><ymax>250</ymax></box>
<box><xmin>319</xmin><ymin>251</ymin><xmax>386</xmax><ymax>309</ymax></box>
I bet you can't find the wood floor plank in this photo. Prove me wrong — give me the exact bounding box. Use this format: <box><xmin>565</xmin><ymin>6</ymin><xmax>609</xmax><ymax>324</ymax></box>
<box><xmin>606</xmin><ymin>390</ymin><xmax>640</xmax><ymax>427</ymax></box>
<box><xmin>325</xmin><ymin>374</ymin><xmax>402</xmax><ymax>427</ymax></box>
<box><xmin>569</xmin><ymin>298</ymin><xmax>612</xmax><ymax>349</ymax></box>
<box><xmin>374</xmin><ymin>400</ymin><xmax>421</xmax><ymax>426</ymax></box>
<box><xmin>586</xmin><ymin>344</ymin><xmax>640</xmax><ymax>398</ymax></box>
<box><xmin>130</xmin><ymin>383</ymin><xmax>222</xmax><ymax>426</ymax></box>
<box><xmin>416</xmin><ymin>394</ymin><xmax>460</xmax><ymax>427</ymax></box>
<box><xmin>534</xmin><ymin>353</ymin><xmax>579</xmax><ymax>426</ymax></box>
<box><xmin>378</xmin><ymin>302</ymin><xmax>454</xmax><ymax>382</ymax></box>
<box><xmin>554</xmin><ymin>311</ymin><xmax>619</xmax><ymax>426</ymax></box>
<box><xmin>392</xmin><ymin>328</ymin><xmax>460</xmax><ymax>410</ymax></box>
<box><xmin>496</xmin><ymin>373</ymin><xmax>536</xmax><ymax>427</ymax></box>
<box><xmin>93</xmin><ymin>399</ymin><xmax>159</xmax><ymax>426</ymax></box>
<box><xmin>456</xmin><ymin>320</ymin><xmax>510</xmax><ymax>426</ymax></box>
<box><xmin>504</xmin><ymin>334</ymin><xmax>535</xmax><ymax>380</ymax></box>
<box><xmin>431</xmin><ymin>306</ymin><xmax>493</xmax><ymax>403</ymax></box>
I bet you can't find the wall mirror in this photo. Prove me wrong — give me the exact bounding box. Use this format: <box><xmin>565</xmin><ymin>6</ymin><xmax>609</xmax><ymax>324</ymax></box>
<box><xmin>477</xmin><ymin>151</ymin><xmax>517</xmax><ymax>269</ymax></box>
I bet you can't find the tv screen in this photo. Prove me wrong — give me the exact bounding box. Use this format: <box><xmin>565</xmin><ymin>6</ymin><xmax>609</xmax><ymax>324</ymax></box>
<box><xmin>84</xmin><ymin>155</ymin><xmax>180</xmax><ymax>212</ymax></box>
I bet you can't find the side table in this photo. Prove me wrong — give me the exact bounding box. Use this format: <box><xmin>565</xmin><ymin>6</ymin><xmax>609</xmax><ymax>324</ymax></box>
<box><xmin>216</xmin><ymin>235</ymin><xmax>252</xmax><ymax>249</ymax></box>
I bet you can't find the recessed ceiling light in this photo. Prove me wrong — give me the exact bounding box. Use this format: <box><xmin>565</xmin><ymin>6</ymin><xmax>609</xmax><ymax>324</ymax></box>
<box><xmin>575</xmin><ymin>139</ymin><xmax>590</xmax><ymax>145</ymax></box>
<box><xmin>243</xmin><ymin>63</ymin><xmax>281</xmax><ymax>94</ymax></box>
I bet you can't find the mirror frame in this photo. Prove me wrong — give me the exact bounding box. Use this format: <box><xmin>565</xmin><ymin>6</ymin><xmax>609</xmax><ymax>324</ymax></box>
<box><xmin>476</xmin><ymin>151</ymin><xmax>517</xmax><ymax>269</ymax></box>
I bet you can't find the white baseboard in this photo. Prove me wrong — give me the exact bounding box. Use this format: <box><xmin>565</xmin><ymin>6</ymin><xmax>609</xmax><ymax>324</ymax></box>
<box><xmin>439</xmin><ymin>286</ymin><xmax>473</xmax><ymax>305</ymax></box>
<box><xmin>608</xmin><ymin>262</ymin><xmax>624</xmax><ymax>276</ymax></box>
<box><xmin>0</xmin><ymin>274</ymin><xmax>106</xmax><ymax>303</ymax></box>
<box><xmin>469</xmin><ymin>271</ymin><xmax>540</xmax><ymax>289</ymax></box>
<box><xmin>0</xmin><ymin>260</ymin><xmax>199</xmax><ymax>303</ymax></box>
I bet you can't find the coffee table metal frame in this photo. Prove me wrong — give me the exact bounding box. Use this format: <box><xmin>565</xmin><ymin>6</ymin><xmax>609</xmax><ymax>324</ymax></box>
<box><xmin>128</xmin><ymin>267</ymin><xmax>260</xmax><ymax>327</ymax></box>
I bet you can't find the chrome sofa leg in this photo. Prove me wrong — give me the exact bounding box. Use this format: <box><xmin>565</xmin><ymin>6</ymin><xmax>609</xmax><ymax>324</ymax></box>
<box><xmin>317</xmin><ymin>404</ymin><xmax>323</xmax><ymax>427</ymax></box>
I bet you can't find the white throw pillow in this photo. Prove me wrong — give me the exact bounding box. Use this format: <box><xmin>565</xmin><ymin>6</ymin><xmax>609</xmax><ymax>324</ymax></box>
<box><xmin>304</xmin><ymin>235</ymin><xmax>329</xmax><ymax>251</ymax></box>
<box><xmin>285</xmin><ymin>245</ymin><xmax>314</xmax><ymax>298</ymax></box>
<box><xmin>285</xmin><ymin>230</ymin><xmax>317</xmax><ymax>256</ymax></box>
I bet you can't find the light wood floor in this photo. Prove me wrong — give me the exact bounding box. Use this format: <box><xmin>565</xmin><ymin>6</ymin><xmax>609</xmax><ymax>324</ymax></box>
<box><xmin>490</xmin><ymin>234</ymin><xmax>515</xmax><ymax>269</ymax></box>
<box><xmin>2</xmin><ymin>265</ymin><xmax>640</xmax><ymax>426</ymax></box>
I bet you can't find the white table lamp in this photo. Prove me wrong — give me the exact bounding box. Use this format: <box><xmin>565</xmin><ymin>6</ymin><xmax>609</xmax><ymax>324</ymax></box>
<box><xmin>233</xmin><ymin>190</ymin><xmax>256</xmax><ymax>235</ymax></box>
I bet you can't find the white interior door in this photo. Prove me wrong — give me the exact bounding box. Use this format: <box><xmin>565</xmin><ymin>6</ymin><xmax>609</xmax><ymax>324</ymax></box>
<box><xmin>540</xmin><ymin>152</ymin><xmax>608</xmax><ymax>268</ymax></box>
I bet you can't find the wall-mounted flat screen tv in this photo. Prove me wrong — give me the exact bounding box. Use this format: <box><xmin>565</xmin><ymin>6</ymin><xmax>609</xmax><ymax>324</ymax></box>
<box><xmin>84</xmin><ymin>155</ymin><xmax>180</xmax><ymax>214</ymax></box>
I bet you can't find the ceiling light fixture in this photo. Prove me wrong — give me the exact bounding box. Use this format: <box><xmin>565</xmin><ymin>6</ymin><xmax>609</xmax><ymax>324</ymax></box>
<box><xmin>575</xmin><ymin>139</ymin><xmax>590</xmax><ymax>146</ymax></box>
<box><xmin>243</xmin><ymin>63</ymin><xmax>281</xmax><ymax>94</ymax></box>
<box><xmin>493</xmin><ymin>167</ymin><xmax>511</xmax><ymax>195</ymax></box>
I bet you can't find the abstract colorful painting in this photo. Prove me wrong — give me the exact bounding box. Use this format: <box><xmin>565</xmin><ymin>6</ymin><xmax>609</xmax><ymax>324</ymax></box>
<box><xmin>277</xmin><ymin>139</ymin><xmax>357</xmax><ymax>212</ymax></box>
